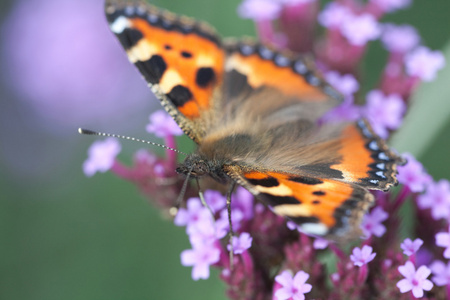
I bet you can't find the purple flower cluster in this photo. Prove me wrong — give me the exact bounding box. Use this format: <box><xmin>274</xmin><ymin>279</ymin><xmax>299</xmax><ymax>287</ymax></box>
<box><xmin>81</xmin><ymin>0</ymin><xmax>449</xmax><ymax>299</ymax></box>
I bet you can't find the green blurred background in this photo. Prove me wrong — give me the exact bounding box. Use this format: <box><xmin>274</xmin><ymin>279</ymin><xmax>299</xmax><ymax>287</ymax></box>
<box><xmin>0</xmin><ymin>0</ymin><xmax>449</xmax><ymax>299</ymax></box>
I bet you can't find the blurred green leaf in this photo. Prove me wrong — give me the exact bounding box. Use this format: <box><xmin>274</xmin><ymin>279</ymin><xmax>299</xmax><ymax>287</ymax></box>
<box><xmin>391</xmin><ymin>40</ymin><xmax>450</xmax><ymax>158</ymax></box>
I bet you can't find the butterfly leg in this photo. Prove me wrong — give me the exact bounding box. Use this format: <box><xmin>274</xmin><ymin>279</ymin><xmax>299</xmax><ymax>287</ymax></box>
<box><xmin>227</xmin><ymin>181</ymin><xmax>236</xmax><ymax>269</ymax></box>
<box><xmin>195</xmin><ymin>178</ymin><xmax>215</xmax><ymax>219</ymax></box>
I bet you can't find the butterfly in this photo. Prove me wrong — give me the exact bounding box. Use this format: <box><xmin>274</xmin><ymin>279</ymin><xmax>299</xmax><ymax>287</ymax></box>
<box><xmin>104</xmin><ymin>0</ymin><xmax>403</xmax><ymax>239</ymax></box>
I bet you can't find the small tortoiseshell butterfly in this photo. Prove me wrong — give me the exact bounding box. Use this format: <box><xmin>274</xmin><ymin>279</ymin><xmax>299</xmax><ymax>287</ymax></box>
<box><xmin>105</xmin><ymin>0</ymin><xmax>403</xmax><ymax>239</ymax></box>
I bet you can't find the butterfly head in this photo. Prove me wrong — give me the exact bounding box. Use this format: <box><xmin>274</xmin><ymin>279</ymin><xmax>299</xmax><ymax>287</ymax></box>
<box><xmin>176</xmin><ymin>154</ymin><xmax>228</xmax><ymax>184</ymax></box>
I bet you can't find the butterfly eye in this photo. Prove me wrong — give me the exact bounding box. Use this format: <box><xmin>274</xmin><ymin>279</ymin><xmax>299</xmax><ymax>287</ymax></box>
<box><xmin>192</xmin><ymin>160</ymin><xmax>209</xmax><ymax>176</ymax></box>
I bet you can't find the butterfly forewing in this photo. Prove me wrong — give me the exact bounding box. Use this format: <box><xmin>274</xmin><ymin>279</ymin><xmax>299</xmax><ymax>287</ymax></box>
<box><xmin>105</xmin><ymin>0</ymin><xmax>226</xmax><ymax>143</ymax></box>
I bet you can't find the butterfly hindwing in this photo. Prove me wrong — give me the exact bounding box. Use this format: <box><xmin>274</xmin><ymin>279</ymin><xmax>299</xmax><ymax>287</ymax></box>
<box><xmin>332</xmin><ymin>119</ymin><xmax>403</xmax><ymax>191</ymax></box>
<box><xmin>225</xmin><ymin>167</ymin><xmax>373</xmax><ymax>237</ymax></box>
<box><xmin>105</xmin><ymin>0</ymin><xmax>226</xmax><ymax>143</ymax></box>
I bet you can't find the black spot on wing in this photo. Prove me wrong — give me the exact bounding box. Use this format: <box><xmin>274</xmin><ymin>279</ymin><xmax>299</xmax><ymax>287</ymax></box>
<box><xmin>196</xmin><ymin>67</ymin><xmax>216</xmax><ymax>88</ymax></box>
<box><xmin>289</xmin><ymin>216</ymin><xmax>320</xmax><ymax>224</ymax></box>
<box><xmin>117</xmin><ymin>28</ymin><xmax>143</xmax><ymax>49</ymax></box>
<box><xmin>181</xmin><ymin>51</ymin><xmax>193</xmax><ymax>58</ymax></box>
<box><xmin>313</xmin><ymin>191</ymin><xmax>326</xmax><ymax>196</ymax></box>
<box><xmin>263</xmin><ymin>194</ymin><xmax>301</xmax><ymax>206</ymax></box>
<box><xmin>247</xmin><ymin>177</ymin><xmax>279</xmax><ymax>188</ymax></box>
<box><xmin>167</xmin><ymin>85</ymin><xmax>193</xmax><ymax>107</ymax></box>
<box><xmin>134</xmin><ymin>55</ymin><xmax>167</xmax><ymax>84</ymax></box>
<box><xmin>288</xmin><ymin>176</ymin><xmax>323</xmax><ymax>185</ymax></box>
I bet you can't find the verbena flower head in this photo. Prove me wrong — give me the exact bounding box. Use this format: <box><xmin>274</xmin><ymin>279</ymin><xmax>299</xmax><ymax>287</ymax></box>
<box><xmin>371</xmin><ymin>0</ymin><xmax>412</xmax><ymax>13</ymax></box>
<box><xmin>405</xmin><ymin>46</ymin><xmax>446</xmax><ymax>81</ymax></box>
<box><xmin>417</xmin><ymin>179</ymin><xmax>450</xmax><ymax>220</ymax></box>
<box><xmin>350</xmin><ymin>245</ymin><xmax>376</xmax><ymax>267</ymax></box>
<box><xmin>435</xmin><ymin>229</ymin><xmax>450</xmax><ymax>259</ymax></box>
<box><xmin>363</xmin><ymin>90</ymin><xmax>406</xmax><ymax>138</ymax></box>
<box><xmin>181</xmin><ymin>242</ymin><xmax>221</xmax><ymax>280</ymax></box>
<box><xmin>318</xmin><ymin>2</ymin><xmax>351</xmax><ymax>29</ymax></box>
<box><xmin>361</xmin><ymin>206</ymin><xmax>388</xmax><ymax>238</ymax></box>
<box><xmin>397</xmin><ymin>261</ymin><xmax>433</xmax><ymax>298</ymax></box>
<box><xmin>381</xmin><ymin>24</ymin><xmax>420</xmax><ymax>53</ymax></box>
<box><xmin>340</xmin><ymin>13</ymin><xmax>381</xmax><ymax>46</ymax></box>
<box><xmin>430</xmin><ymin>260</ymin><xmax>450</xmax><ymax>286</ymax></box>
<box><xmin>237</xmin><ymin>0</ymin><xmax>282</xmax><ymax>20</ymax></box>
<box><xmin>397</xmin><ymin>153</ymin><xmax>432</xmax><ymax>193</ymax></box>
<box><xmin>274</xmin><ymin>270</ymin><xmax>312</xmax><ymax>300</ymax></box>
<box><xmin>400</xmin><ymin>238</ymin><xmax>423</xmax><ymax>256</ymax></box>
<box><xmin>83</xmin><ymin>138</ymin><xmax>121</xmax><ymax>177</ymax></box>
<box><xmin>146</xmin><ymin>110</ymin><xmax>183</xmax><ymax>138</ymax></box>
<box><xmin>227</xmin><ymin>232</ymin><xmax>253</xmax><ymax>254</ymax></box>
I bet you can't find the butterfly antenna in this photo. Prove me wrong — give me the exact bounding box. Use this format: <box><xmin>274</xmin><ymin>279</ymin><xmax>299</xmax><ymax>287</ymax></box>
<box><xmin>78</xmin><ymin>128</ymin><xmax>187</xmax><ymax>156</ymax></box>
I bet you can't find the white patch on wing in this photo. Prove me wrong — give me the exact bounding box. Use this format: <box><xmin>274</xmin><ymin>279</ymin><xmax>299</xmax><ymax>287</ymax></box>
<box><xmin>273</xmin><ymin>203</ymin><xmax>311</xmax><ymax>217</ymax></box>
<box><xmin>127</xmin><ymin>40</ymin><xmax>158</xmax><ymax>63</ymax></box>
<box><xmin>255</xmin><ymin>183</ymin><xmax>292</xmax><ymax>196</ymax></box>
<box><xmin>300</xmin><ymin>223</ymin><xmax>328</xmax><ymax>235</ymax></box>
<box><xmin>110</xmin><ymin>16</ymin><xmax>131</xmax><ymax>34</ymax></box>
<box><xmin>159</xmin><ymin>69</ymin><xmax>185</xmax><ymax>93</ymax></box>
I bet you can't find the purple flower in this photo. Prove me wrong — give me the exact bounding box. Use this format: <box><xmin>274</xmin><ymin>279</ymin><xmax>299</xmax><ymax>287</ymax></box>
<box><xmin>83</xmin><ymin>138</ymin><xmax>121</xmax><ymax>177</ymax></box>
<box><xmin>237</xmin><ymin>0</ymin><xmax>282</xmax><ymax>21</ymax></box>
<box><xmin>274</xmin><ymin>270</ymin><xmax>312</xmax><ymax>300</ymax></box>
<box><xmin>146</xmin><ymin>110</ymin><xmax>183</xmax><ymax>138</ymax></box>
<box><xmin>435</xmin><ymin>229</ymin><xmax>450</xmax><ymax>259</ymax></box>
<box><xmin>371</xmin><ymin>0</ymin><xmax>412</xmax><ymax>13</ymax></box>
<box><xmin>321</xmin><ymin>98</ymin><xmax>361</xmax><ymax>122</ymax></box>
<box><xmin>174</xmin><ymin>197</ymin><xmax>204</xmax><ymax>228</ymax></box>
<box><xmin>313</xmin><ymin>238</ymin><xmax>329</xmax><ymax>249</ymax></box>
<box><xmin>400</xmin><ymin>238</ymin><xmax>424</xmax><ymax>256</ymax></box>
<box><xmin>430</xmin><ymin>260</ymin><xmax>450</xmax><ymax>286</ymax></box>
<box><xmin>174</xmin><ymin>198</ymin><xmax>226</xmax><ymax>241</ymax></box>
<box><xmin>325</xmin><ymin>71</ymin><xmax>359</xmax><ymax>97</ymax></box>
<box><xmin>227</xmin><ymin>232</ymin><xmax>253</xmax><ymax>254</ymax></box>
<box><xmin>231</xmin><ymin>186</ymin><xmax>255</xmax><ymax>220</ymax></box>
<box><xmin>218</xmin><ymin>207</ymin><xmax>245</xmax><ymax>232</ymax></box>
<box><xmin>1</xmin><ymin>0</ymin><xmax>150</xmax><ymax>130</ymax></box>
<box><xmin>322</xmin><ymin>70</ymin><xmax>361</xmax><ymax>122</ymax></box>
<box><xmin>350</xmin><ymin>245</ymin><xmax>376</xmax><ymax>267</ymax></box>
<box><xmin>405</xmin><ymin>46</ymin><xmax>446</xmax><ymax>81</ymax></box>
<box><xmin>340</xmin><ymin>13</ymin><xmax>381</xmax><ymax>46</ymax></box>
<box><xmin>417</xmin><ymin>180</ymin><xmax>450</xmax><ymax>220</ymax></box>
<box><xmin>363</xmin><ymin>90</ymin><xmax>406</xmax><ymax>138</ymax></box>
<box><xmin>381</xmin><ymin>24</ymin><xmax>420</xmax><ymax>53</ymax></box>
<box><xmin>397</xmin><ymin>261</ymin><xmax>433</xmax><ymax>298</ymax></box>
<box><xmin>203</xmin><ymin>190</ymin><xmax>227</xmax><ymax>214</ymax></box>
<box><xmin>286</xmin><ymin>220</ymin><xmax>298</xmax><ymax>231</ymax></box>
<box><xmin>361</xmin><ymin>206</ymin><xmax>388</xmax><ymax>238</ymax></box>
<box><xmin>397</xmin><ymin>153</ymin><xmax>432</xmax><ymax>193</ymax></box>
<box><xmin>181</xmin><ymin>242</ymin><xmax>221</xmax><ymax>280</ymax></box>
<box><xmin>318</xmin><ymin>2</ymin><xmax>351</xmax><ymax>29</ymax></box>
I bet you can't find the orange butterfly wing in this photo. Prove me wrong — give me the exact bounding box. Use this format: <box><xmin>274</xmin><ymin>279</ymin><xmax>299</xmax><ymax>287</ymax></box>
<box><xmin>225</xmin><ymin>167</ymin><xmax>373</xmax><ymax>237</ymax></box>
<box><xmin>105</xmin><ymin>0</ymin><xmax>225</xmax><ymax>143</ymax></box>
